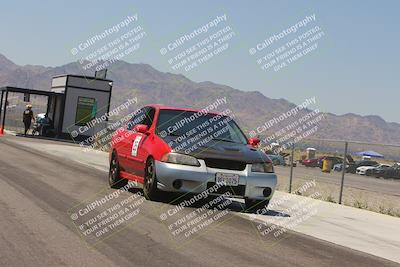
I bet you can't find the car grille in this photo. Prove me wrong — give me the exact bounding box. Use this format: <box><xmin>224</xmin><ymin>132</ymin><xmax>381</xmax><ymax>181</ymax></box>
<box><xmin>207</xmin><ymin>182</ymin><xmax>246</xmax><ymax>196</ymax></box>
<box><xmin>204</xmin><ymin>158</ymin><xmax>247</xmax><ymax>171</ymax></box>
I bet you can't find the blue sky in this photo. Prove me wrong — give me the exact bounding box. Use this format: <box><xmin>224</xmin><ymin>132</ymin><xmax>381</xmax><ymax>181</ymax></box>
<box><xmin>1</xmin><ymin>0</ymin><xmax>399</xmax><ymax>123</ymax></box>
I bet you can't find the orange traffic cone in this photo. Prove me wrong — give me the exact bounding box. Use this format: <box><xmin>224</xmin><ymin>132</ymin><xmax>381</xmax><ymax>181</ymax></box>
<box><xmin>0</xmin><ymin>127</ymin><xmax>3</xmax><ymax>135</ymax></box>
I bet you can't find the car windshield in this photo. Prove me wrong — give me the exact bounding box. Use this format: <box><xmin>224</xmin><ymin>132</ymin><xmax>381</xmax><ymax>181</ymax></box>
<box><xmin>156</xmin><ymin>109</ymin><xmax>248</xmax><ymax>144</ymax></box>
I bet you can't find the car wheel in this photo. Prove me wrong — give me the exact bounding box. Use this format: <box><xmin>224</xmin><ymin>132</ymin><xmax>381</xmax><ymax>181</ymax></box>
<box><xmin>366</xmin><ymin>170</ymin><xmax>372</xmax><ymax>176</ymax></box>
<box><xmin>143</xmin><ymin>157</ymin><xmax>159</xmax><ymax>200</ymax></box>
<box><xmin>109</xmin><ymin>152</ymin><xmax>128</xmax><ymax>189</ymax></box>
<box><xmin>245</xmin><ymin>199</ymin><xmax>270</xmax><ymax>212</ymax></box>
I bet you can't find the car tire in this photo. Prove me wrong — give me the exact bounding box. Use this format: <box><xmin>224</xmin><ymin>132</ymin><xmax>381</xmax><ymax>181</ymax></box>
<box><xmin>245</xmin><ymin>199</ymin><xmax>270</xmax><ymax>212</ymax></box>
<box><xmin>109</xmin><ymin>151</ymin><xmax>128</xmax><ymax>189</ymax></box>
<box><xmin>143</xmin><ymin>157</ymin><xmax>160</xmax><ymax>200</ymax></box>
<box><xmin>366</xmin><ymin>170</ymin><xmax>372</xmax><ymax>176</ymax></box>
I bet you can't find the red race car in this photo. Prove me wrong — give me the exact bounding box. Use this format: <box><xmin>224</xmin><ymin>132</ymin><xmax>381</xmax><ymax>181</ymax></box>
<box><xmin>109</xmin><ymin>105</ymin><xmax>277</xmax><ymax>209</ymax></box>
<box><xmin>302</xmin><ymin>156</ymin><xmax>325</xmax><ymax>167</ymax></box>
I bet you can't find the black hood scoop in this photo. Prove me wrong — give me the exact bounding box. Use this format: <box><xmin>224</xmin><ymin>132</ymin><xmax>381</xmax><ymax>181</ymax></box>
<box><xmin>163</xmin><ymin>136</ymin><xmax>269</xmax><ymax>164</ymax></box>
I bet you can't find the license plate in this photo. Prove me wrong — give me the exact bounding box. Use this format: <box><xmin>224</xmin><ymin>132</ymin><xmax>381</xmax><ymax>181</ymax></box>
<box><xmin>215</xmin><ymin>173</ymin><xmax>239</xmax><ymax>186</ymax></box>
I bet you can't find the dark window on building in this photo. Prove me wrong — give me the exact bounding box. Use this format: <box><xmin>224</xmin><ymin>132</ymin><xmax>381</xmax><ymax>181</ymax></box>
<box><xmin>75</xmin><ymin>97</ymin><xmax>97</xmax><ymax>126</ymax></box>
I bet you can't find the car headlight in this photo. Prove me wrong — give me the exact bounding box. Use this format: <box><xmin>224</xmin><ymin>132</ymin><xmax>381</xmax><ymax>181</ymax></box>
<box><xmin>161</xmin><ymin>152</ymin><xmax>200</xmax><ymax>167</ymax></box>
<box><xmin>251</xmin><ymin>162</ymin><xmax>274</xmax><ymax>173</ymax></box>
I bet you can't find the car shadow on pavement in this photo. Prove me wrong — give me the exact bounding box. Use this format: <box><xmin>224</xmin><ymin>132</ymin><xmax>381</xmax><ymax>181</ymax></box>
<box><xmin>127</xmin><ymin>188</ymin><xmax>290</xmax><ymax>218</ymax></box>
<box><xmin>227</xmin><ymin>199</ymin><xmax>290</xmax><ymax>217</ymax></box>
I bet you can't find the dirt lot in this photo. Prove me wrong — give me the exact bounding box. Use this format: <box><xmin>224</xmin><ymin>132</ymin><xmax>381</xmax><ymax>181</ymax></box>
<box><xmin>274</xmin><ymin>165</ymin><xmax>400</xmax><ymax>217</ymax></box>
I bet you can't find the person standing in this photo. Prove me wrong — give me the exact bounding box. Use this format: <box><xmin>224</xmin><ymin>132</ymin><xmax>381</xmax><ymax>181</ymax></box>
<box><xmin>23</xmin><ymin>104</ymin><xmax>34</xmax><ymax>136</ymax></box>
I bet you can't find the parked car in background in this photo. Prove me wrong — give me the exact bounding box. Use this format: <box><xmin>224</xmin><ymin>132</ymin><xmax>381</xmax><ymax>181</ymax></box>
<box><xmin>384</xmin><ymin>164</ymin><xmax>400</xmax><ymax>179</ymax></box>
<box><xmin>374</xmin><ymin>163</ymin><xmax>400</xmax><ymax>179</ymax></box>
<box><xmin>356</xmin><ymin>164</ymin><xmax>390</xmax><ymax>175</ymax></box>
<box><xmin>371</xmin><ymin>164</ymin><xmax>394</xmax><ymax>177</ymax></box>
<box><xmin>303</xmin><ymin>156</ymin><xmax>343</xmax><ymax>169</ymax></box>
<box><xmin>346</xmin><ymin>160</ymin><xmax>379</xmax><ymax>174</ymax></box>
<box><xmin>302</xmin><ymin>157</ymin><xmax>324</xmax><ymax>167</ymax></box>
<box><xmin>333</xmin><ymin>155</ymin><xmax>354</xmax><ymax>172</ymax></box>
<box><xmin>333</xmin><ymin>163</ymin><xmax>344</xmax><ymax>172</ymax></box>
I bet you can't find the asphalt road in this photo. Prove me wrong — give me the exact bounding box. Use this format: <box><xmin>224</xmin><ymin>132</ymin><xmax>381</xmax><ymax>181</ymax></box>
<box><xmin>0</xmin><ymin>138</ymin><xmax>398</xmax><ymax>267</ymax></box>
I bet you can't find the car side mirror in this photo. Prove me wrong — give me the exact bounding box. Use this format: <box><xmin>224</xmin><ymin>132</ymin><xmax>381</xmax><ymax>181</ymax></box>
<box><xmin>248</xmin><ymin>137</ymin><xmax>260</xmax><ymax>147</ymax></box>
<box><xmin>134</xmin><ymin>124</ymin><xmax>149</xmax><ymax>134</ymax></box>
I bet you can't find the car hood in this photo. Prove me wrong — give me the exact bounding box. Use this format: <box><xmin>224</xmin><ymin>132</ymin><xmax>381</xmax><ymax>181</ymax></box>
<box><xmin>357</xmin><ymin>166</ymin><xmax>373</xmax><ymax>171</ymax></box>
<box><xmin>162</xmin><ymin>136</ymin><xmax>269</xmax><ymax>163</ymax></box>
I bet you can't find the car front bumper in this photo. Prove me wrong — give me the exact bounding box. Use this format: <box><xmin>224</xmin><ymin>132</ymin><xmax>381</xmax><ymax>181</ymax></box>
<box><xmin>356</xmin><ymin>169</ymin><xmax>366</xmax><ymax>175</ymax></box>
<box><xmin>155</xmin><ymin>160</ymin><xmax>277</xmax><ymax>200</ymax></box>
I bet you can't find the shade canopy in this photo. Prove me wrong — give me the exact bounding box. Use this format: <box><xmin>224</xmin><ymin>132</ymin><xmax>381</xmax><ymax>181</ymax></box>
<box><xmin>354</xmin><ymin>150</ymin><xmax>384</xmax><ymax>158</ymax></box>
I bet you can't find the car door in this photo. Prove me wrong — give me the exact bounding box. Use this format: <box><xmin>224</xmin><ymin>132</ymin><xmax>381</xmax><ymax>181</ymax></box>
<box><xmin>115</xmin><ymin>108</ymin><xmax>144</xmax><ymax>171</ymax></box>
<box><xmin>126</xmin><ymin>107</ymin><xmax>155</xmax><ymax>177</ymax></box>
<box><xmin>396</xmin><ymin>167</ymin><xmax>400</xmax><ymax>179</ymax></box>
